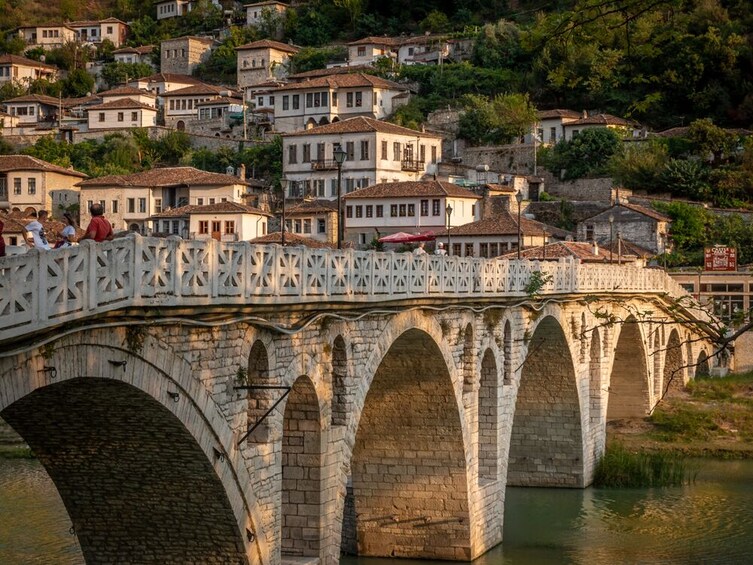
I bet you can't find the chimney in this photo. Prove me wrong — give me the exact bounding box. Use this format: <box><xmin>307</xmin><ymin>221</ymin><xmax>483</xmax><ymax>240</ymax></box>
<box><xmin>593</xmin><ymin>241</ymin><xmax>599</xmax><ymax>256</ymax></box>
<box><xmin>582</xmin><ymin>109</ymin><xmax>588</xmax><ymax>119</ymax></box>
<box><xmin>238</xmin><ymin>163</ymin><xmax>246</xmax><ymax>180</ymax></box>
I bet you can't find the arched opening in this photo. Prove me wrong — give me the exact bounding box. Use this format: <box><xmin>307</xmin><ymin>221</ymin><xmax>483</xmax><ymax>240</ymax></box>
<box><xmin>306</xmin><ymin>118</ymin><xmax>317</xmax><ymax>130</ymax></box>
<box><xmin>23</xmin><ymin>206</ymin><xmax>37</xmax><ymax>215</ymax></box>
<box><xmin>246</xmin><ymin>339</ymin><xmax>271</xmax><ymax>442</ymax></box>
<box><xmin>1</xmin><ymin>378</ymin><xmax>247</xmax><ymax>563</ymax></box>
<box><xmin>349</xmin><ymin>329</ymin><xmax>471</xmax><ymax>560</ymax></box>
<box><xmin>696</xmin><ymin>350</ymin><xmax>710</xmax><ymax>377</ymax></box>
<box><xmin>318</xmin><ymin>117</ymin><xmax>329</xmax><ymax>125</ymax></box>
<box><xmin>332</xmin><ymin>116</ymin><xmax>340</xmax><ymax>123</ymax></box>
<box><xmin>478</xmin><ymin>348</ymin><xmax>498</xmax><ymax>482</ymax></box>
<box><xmin>331</xmin><ymin>335</ymin><xmax>347</xmax><ymax>426</ymax></box>
<box><xmin>607</xmin><ymin>318</ymin><xmax>650</xmax><ymax>419</ymax></box>
<box><xmin>503</xmin><ymin>321</ymin><xmax>512</xmax><ymax>385</ymax></box>
<box><xmin>663</xmin><ymin>329</ymin><xmax>685</xmax><ymax>397</ymax></box>
<box><xmin>589</xmin><ymin>328</ymin><xmax>602</xmax><ymax>423</ymax></box>
<box><xmin>176</xmin><ymin>120</ymin><xmax>185</xmax><ymax>131</ymax></box>
<box><xmin>508</xmin><ymin>316</ymin><xmax>584</xmax><ymax>487</ymax></box>
<box><xmin>281</xmin><ymin>376</ymin><xmax>322</xmax><ymax>558</ymax></box>
<box><xmin>462</xmin><ymin>322</ymin><xmax>474</xmax><ymax>390</ymax></box>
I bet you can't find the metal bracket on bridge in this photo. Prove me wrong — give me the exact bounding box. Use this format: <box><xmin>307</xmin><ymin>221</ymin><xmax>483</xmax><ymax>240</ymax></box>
<box><xmin>38</xmin><ymin>366</ymin><xmax>57</xmax><ymax>379</ymax></box>
<box><xmin>108</xmin><ymin>360</ymin><xmax>127</xmax><ymax>371</ymax></box>
<box><xmin>234</xmin><ymin>385</ymin><xmax>292</xmax><ymax>446</ymax></box>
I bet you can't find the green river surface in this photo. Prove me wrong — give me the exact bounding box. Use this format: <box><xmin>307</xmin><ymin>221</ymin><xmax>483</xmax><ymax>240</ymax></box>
<box><xmin>1</xmin><ymin>457</ymin><xmax>753</xmax><ymax>564</ymax></box>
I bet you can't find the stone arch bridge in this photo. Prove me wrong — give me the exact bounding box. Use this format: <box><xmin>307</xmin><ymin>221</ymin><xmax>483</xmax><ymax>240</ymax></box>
<box><xmin>0</xmin><ymin>235</ymin><xmax>717</xmax><ymax>564</ymax></box>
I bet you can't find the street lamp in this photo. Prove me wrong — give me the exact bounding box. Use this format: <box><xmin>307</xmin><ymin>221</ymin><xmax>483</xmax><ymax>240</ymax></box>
<box><xmin>446</xmin><ymin>203</ymin><xmax>453</xmax><ymax>255</ymax></box>
<box><xmin>333</xmin><ymin>144</ymin><xmax>347</xmax><ymax>249</ymax></box>
<box><xmin>516</xmin><ymin>191</ymin><xmax>523</xmax><ymax>259</ymax></box>
<box><xmin>608</xmin><ymin>213</ymin><xmax>614</xmax><ymax>264</ymax></box>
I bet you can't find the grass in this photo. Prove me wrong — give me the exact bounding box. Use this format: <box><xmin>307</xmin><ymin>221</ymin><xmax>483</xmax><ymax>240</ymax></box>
<box><xmin>0</xmin><ymin>445</ymin><xmax>35</xmax><ymax>459</ymax></box>
<box><xmin>594</xmin><ymin>443</ymin><xmax>696</xmax><ymax>488</ymax></box>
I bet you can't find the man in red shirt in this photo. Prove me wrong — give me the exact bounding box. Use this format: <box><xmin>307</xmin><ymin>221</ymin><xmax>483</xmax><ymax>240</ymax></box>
<box><xmin>80</xmin><ymin>203</ymin><xmax>114</xmax><ymax>243</ymax></box>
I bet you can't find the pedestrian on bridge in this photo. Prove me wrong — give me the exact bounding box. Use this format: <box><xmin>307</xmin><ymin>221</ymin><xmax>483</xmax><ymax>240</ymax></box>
<box><xmin>25</xmin><ymin>210</ymin><xmax>51</xmax><ymax>250</ymax></box>
<box><xmin>80</xmin><ymin>203</ymin><xmax>114</xmax><ymax>243</ymax></box>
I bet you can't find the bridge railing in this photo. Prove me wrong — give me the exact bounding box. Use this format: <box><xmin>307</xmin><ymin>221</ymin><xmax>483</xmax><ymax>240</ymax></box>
<box><xmin>0</xmin><ymin>234</ymin><xmax>699</xmax><ymax>343</ymax></box>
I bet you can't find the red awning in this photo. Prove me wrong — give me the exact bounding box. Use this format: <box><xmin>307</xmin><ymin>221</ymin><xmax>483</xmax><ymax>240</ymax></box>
<box><xmin>378</xmin><ymin>231</ymin><xmax>436</xmax><ymax>243</ymax></box>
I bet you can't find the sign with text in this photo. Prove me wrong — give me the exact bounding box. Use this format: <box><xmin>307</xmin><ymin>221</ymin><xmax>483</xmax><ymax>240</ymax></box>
<box><xmin>704</xmin><ymin>246</ymin><xmax>737</xmax><ymax>271</ymax></box>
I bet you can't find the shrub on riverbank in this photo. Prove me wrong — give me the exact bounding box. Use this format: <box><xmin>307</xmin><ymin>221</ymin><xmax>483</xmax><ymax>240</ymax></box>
<box><xmin>594</xmin><ymin>443</ymin><xmax>694</xmax><ymax>487</ymax></box>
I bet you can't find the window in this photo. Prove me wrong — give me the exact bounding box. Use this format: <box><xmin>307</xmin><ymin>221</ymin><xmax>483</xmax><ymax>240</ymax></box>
<box><xmin>381</xmin><ymin>140</ymin><xmax>388</xmax><ymax>160</ymax></box>
<box><xmin>420</xmin><ymin>199</ymin><xmax>428</xmax><ymax>216</ymax></box>
<box><xmin>212</xmin><ymin>221</ymin><xmax>221</xmax><ymax>233</ymax></box>
<box><xmin>390</xmin><ymin>204</ymin><xmax>398</xmax><ymax>217</ymax></box>
<box><xmin>111</xmin><ymin>200</ymin><xmax>118</xmax><ymax>213</ymax></box>
<box><xmin>131</xmin><ymin>111</ymin><xmax>138</xmax><ymax>121</ymax></box>
<box><xmin>550</xmin><ymin>127</ymin><xmax>557</xmax><ymax>142</ymax></box>
<box><xmin>360</xmin><ymin>140</ymin><xmax>369</xmax><ymax>160</ymax></box>
<box><xmin>197</xmin><ymin>198</ymin><xmax>204</xmax><ymax>205</ymax></box>
<box><xmin>355</xmin><ymin>205</ymin><xmax>363</xmax><ymax>218</ymax></box>
<box><xmin>585</xmin><ymin>225</ymin><xmax>594</xmax><ymax>241</ymax></box>
<box><xmin>432</xmin><ymin>199</ymin><xmax>440</xmax><ymax>216</ymax></box>
<box><xmin>376</xmin><ymin>205</ymin><xmax>383</xmax><ymax>217</ymax></box>
<box><xmin>154</xmin><ymin>198</ymin><xmax>162</xmax><ymax>213</ymax></box>
<box><xmin>303</xmin><ymin>219</ymin><xmax>311</xmax><ymax>234</ymax></box>
<box><xmin>431</xmin><ymin>145</ymin><xmax>437</xmax><ymax>164</ymax></box>
<box><xmin>170</xmin><ymin>220</ymin><xmax>179</xmax><ymax>234</ymax></box>
<box><xmin>225</xmin><ymin>221</ymin><xmax>235</xmax><ymax>235</ymax></box>
<box><xmin>209</xmin><ymin>198</ymin><xmax>216</xmax><ymax>205</ymax></box>
<box><xmin>346</xmin><ymin>141</ymin><xmax>355</xmax><ymax>160</ymax></box>
<box><xmin>292</xmin><ymin>94</ymin><xmax>300</xmax><ymax>109</ymax></box>
<box><xmin>87</xmin><ymin>200</ymin><xmax>93</xmax><ymax>210</ymax></box>
<box><xmin>407</xmin><ymin>204</ymin><xmax>415</xmax><ymax>217</ymax></box>
<box><xmin>314</xmin><ymin>179</ymin><xmax>324</xmax><ymax>197</ymax></box>
<box><xmin>288</xmin><ymin>144</ymin><xmax>297</xmax><ymax>164</ymax></box>
<box><xmin>138</xmin><ymin>198</ymin><xmax>146</xmax><ymax>213</ymax></box>
<box><xmin>169</xmin><ymin>100</ymin><xmax>175</xmax><ymax>110</ymax></box>
<box><xmin>420</xmin><ymin>144</ymin><xmax>426</xmax><ymax>163</ymax></box>
<box><xmin>480</xmin><ymin>243</ymin><xmax>489</xmax><ymax>258</ymax></box>
<box><xmin>399</xmin><ymin>204</ymin><xmax>406</xmax><ymax>217</ymax></box>
<box><xmin>107</xmin><ymin>26</ymin><xmax>113</xmax><ymax>34</ymax></box>
<box><xmin>13</xmin><ymin>178</ymin><xmax>20</xmax><ymax>195</ymax></box>
<box><xmin>98</xmin><ymin>112</ymin><xmax>105</xmax><ymax>122</ymax></box>
<box><xmin>27</xmin><ymin>178</ymin><xmax>35</xmax><ymax>195</ymax></box>
<box><xmin>393</xmin><ymin>142</ymin><xmax>401</xmax><ymax>161</ymax></box>
<box><xmin>357</xmin><ymin>46</ymin><xmax>365</xmax><ymax>56</ymax></box>
<box><xmin>282</xmin><ymin>95</ymin><xmax>289</xmax><ymax>110</ymax></box>
<box><xmin>366</xmin><ymin>205</ymin><xmax>373</xmax><ymax>218</ymax></box>
<box><xmin>471</xmin><ymin>204</ymin><xmax>476</xmax><ymax>217</ymax></box>
<box><xmin>269</xmin><ymin>96</ymin><xmax>274</xmax><ymax>105</ymax></box>
<box><xmin>355</xmin><ymin>91</ymin><xmax>363</xmax><ymax>107</ymax></box>
<box><xmin>117</xmin><ymin>112</ymin><xmax>124</xmax><ymax>122</ymax></box>
<box><xmin>317</xmin><ymin>219</ymin><xmax>326</xmax><ymax>234</ymax></box>
<box><xmin>306</xmin><ymin>92</ymin><xmax>313</xmax><ymax>108</ymax></box>
<box><xmin>346</xmin><ymin>206</ymin><xmax>352</xmax><ymax>219</ymax></box>
<box><xmin>332</xmin><ymin>93</ymin><xmax>337</xmax><ymax>107</ymax></box>
<box><xmin>316</xmin><ymin>143</ymin><xmax>325</xmax><ymax>160</ymax></box>
<box><xmin>127</xmin><ymin>198</ymin><xmax>135</xmax><ymax>213</ymax></box>
<box><xmin>302</xmin><ymin>143</ymin><xmax>311</xmax><ymax>163</ymax></box>
<box><xmin>346</xmin><ymin>92</ymin><xmax>354</xmax><ymax>108</ymax></box>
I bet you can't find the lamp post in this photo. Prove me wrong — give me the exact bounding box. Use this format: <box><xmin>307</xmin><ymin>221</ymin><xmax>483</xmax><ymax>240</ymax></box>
<box><xmin>516</xmin><ymin>191</ymin><xmax>523</xmax><ymax>259</ymax></box>
<box><xmin>446</xmin><ymin>203</ymin><xmax>453</xmax><ymax>255</ymax></box>
<box><xmin>608</xmin><ymin>213</ymin><xmax>614</xmax><ymax>264</ymax></box>
<box><xmin>280</xmin><ymin>178</ymin><xmax>287</xmax><ymax>246</ymax></box>
<box><xmin>333</xmin><ymin>144</ymin><xmax>347</xmax><ymax>249</ymax></box>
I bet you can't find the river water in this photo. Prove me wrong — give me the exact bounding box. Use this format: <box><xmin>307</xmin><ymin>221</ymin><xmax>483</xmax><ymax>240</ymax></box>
<box><xmin>1</xmin><ymin>458</ymin><xmax>752</xmax><ymax>564</ymax></box>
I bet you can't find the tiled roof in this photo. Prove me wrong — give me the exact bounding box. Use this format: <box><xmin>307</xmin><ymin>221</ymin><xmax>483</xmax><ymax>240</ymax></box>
<box><xmin>86</xmin><ymin>98</ymin><xmax>156</xmax><ymax>111</ymax></box>
<box><xmin>583</xmin><ymin>202</ymin><xmax>671</xmax><ymax>223</ymax></box>
<box><xmin>273</xmin><ymin>72</ymin><xmax>405</xmax><ymax>92</ymax></box>
<box><xmin>537</xmin><ymin>109</ymin><xmax>581</xmax><ymax>120</ymax></box>
<box><xmin>484</xmin><ymin>183</ymin><xmax>516</xmax><ymax>194</ymax></box>
<box><xmin>499</xmin><ymin>241</ymin><xmax>611</xmax><ymax>262</ymax></box>
<box><xmin>564</xmin><ymin>113</ymin><xmax>632</xmax><ymax>127</ymax></box>
<box><xmin>138</xmin><ymin>73</ymin><xmax>204</xmax><ymax>85</ymax></box>
<box><xmin>0</xmin><ymin>155</ymin><xmax>87</xmax><ymax>177</ymax></box>
<box><xmin>0</xmin><ymin>54</ymin><xmax>57</xmax><ymax>70</ymax></box>
<box><xmin>284</xmin><ymin>116</ymin><xmax>441</xmax><ymax>138</ymax></box>
<box><xmin>113</xmin><ymin>45</ymin><xmax>154</xmax><ymax>55</ymax></box>
<box><xmin>434</xmin><ymin>212</ymin><xmax>569</xmax><ymax>238</ymax></box>
<box><xmin>3</xmin><ymin>94</ymin><xmax>60</xmax><ymax>105</ymax></box>
<box><xmin>348</xmin><ymin>36</ymin><xmax>402</xmax><ymax>47</ymax></box>
<box><xmin>286</xmin><ymin>199</ymin><xmax>338</xmax><ymax>215</ymax></box>
<box><xmin>150</xmin><ymin>202</ymin><xmax>270</xmax><ymax>218</ymax></box>
<box><xmin>248</xmin><ymin>232</ymin><xmax>334</xmax><ymax>248</ymax></box>
<box><xmin>161</xmin><ymin>84</ymin><xmax>235</xmax><ymax>97</ymax></box>
<box><xmin>599</xmin><ymin>238</ymin><xmax>655</xmax><ymax>258</ymax></box>
<box><xmin>0</xmin><ymin>211</ymin><xmax>85</xmax><ymax>240</ymax></box>
<box><xmin>244</xmin><ymin>0</ymin><xmax>289</xmax><ymax>6</ymax></box>
<box><xmin>98</xmin><ymin>86</ymin><xmax>155</xmax><ymax>98</ymax></box>
<box><xmin>343</xmin><ymin>180</ymin><xmax>481</xmax><ymax>200</ymax></box>
<box><xmin>236</xmin><ymin>39</ymin><xmax>299</xmax><ymax>53</ymax></box>
<box><xmin>287</xmin><ymin>65</ymin><xmax>375</xmax><ymax>81</ymax></box>
<box><xmin>162</xmin><ymin>35</ymin><xmax>215</xmax><ymax>44</ymax></box>
<box><xmin>61</xmin><ymin>95</ymin><xmax>102</xmax><ymax>108</ymax></box>
<box><xmin>77</xmin><ymin>167</ymin><xmax>249</xmax><ymax>188</ymax></box>
<box><xmin>196</xmin><ymin>97</ymin><xmax>242</xmax><ymax>106</ymax></box>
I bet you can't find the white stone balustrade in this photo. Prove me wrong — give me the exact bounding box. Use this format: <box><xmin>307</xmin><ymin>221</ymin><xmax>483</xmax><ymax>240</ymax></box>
<box><xmin>0</xmin><ymin>234</ymin><xmax>699</xmax><ymax>344</ymax></box>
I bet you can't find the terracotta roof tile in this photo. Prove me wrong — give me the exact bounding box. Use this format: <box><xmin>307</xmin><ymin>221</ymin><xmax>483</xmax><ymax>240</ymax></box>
<box><xmin>113</xmin><ymin>45</ymin><xmax>153</xmax><ymax>55</ymax></box>
<box><xmin>98</xmin><ymin>85</ymin><xmax>155</xmax><ymax>98</ymax></box>
<box><xmin>0</xmin><ymin>155</ymin><xmax>87</xmax><ymax>177</ymax></box>
<box><xmin>272</xmin><ymin>72</ymin><xmax>405</xmax><ymax>92</ymax></box>
<box><xmin>138</xmin><ymin>73</ymin><xmax>204</xmax><ymax>85</ymax></box>
<box><xmin>286</xmin><ymin>199</ymin><xmax>338</xmax><ymax>215</ymax></box>
<box><xmin>347</xmin><ymin>36</ymin><xmax>402</xmax><ymax>47</ymax></box>
<box><xmin>343</xmin><ymin>180</ymin><xmax>481</xmax><ymax>200</ymax></box>
<box><xmin>287</xmin><ymin>65</ymin><xmax>375</xmax><ymax>81</ymax></box>
<box><xmin>564</xmin><ymin>113</ymin><xmax>632</xmax><ymax>127</ymax></box>
<box><xmin>77</xmin><ymin>166</ymin><xmax>249</xmax><ymax>188</ymax></box>
<box><xmin>236</xmin><ymin>39</ymin><xmax>299</xmax><ymax>53</ymax></box>
<box><xmin>434</xmin><ymin>212</ymin><xmax>569</xmax><ymax>238</ymax></box>
<box><xmin>284</xmin><ymin>116</ymin><xmax>441</xmax><ymax>138</ymax></box>
<box><xmin>86</xmin><ymin>98</ymin><xmax>157</xmax><ymax>111</ymax></box>
<box><xmin>537</xmin><ymin>109</ymin><xmax>581</xmax><ymax>120</ymax></box>
<box><xmin>196</xmin><ymin>97</ymin><xmax>242</xmax><ymax>106</ymax></box>
<box><xmin>3</xmin><ymin>94</ymin><xmax>60</xmax><ymax>105</ymax></box>
<box><xmin>161</xmin><ymin>84</ymin><xmax>236</xmax><ymax>97</ymax></box>
<box><xmin>150</xmin><ymin>202</ymin><xmax>270</xmax><ymax>218</ymax></box>
<box><xmin>0</xmin><ymin>54</ymin><xmax>57</xmax><ymax>71</ymax></box>
<box><xmin>499</xmin><ymin>241</ymin><xmax>611</xmax><ymax>262</ymax></box>
<box><xmin>248</xmin><ymin>232</ymin><xmax>334</xmax><ymax>248</ymax></box>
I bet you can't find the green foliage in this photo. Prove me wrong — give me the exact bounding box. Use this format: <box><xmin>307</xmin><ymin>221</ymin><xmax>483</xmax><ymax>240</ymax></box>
<box><xmin>594</xmin><ymin>443</ymin><xmax>694</xmax><ymax>488</ymax></box>
<box><xmin>524</xmin><ymin>270</ymin><xmax>553</xmax><ymax>298</ymax></box>
<box><xmin>472</xmin><ymin>19</ymin><xmax>523</xmax><ymax>69</ymax></box>
<box><xmin>609</xmin><ymin>139</ymin><xmax>669</xmax><ymax>193</ymax></box>
<box><xmin>0</xmin><ymin>81</ymin><xmax>25</xmax><ymax>103</ymax></box>
<box><xmin>458</xmin><ymin>92</ymin><xmax>537</xmax><ymax>145</ymax></box>
<box><xmin>192</xmin><ymin>27</ymin><xmax>258</xmax><ymax>85</ymax></box>
<box><xmin>541</xmin><ymin>128</ymin><xmax>623</xmax><ymax>180</ymax></box>
<box><xmin>419</xmin><ymin>10</ymin><xmax>450</xmax><ymax>33</ymax></box>
<box><xmin>100</xmin><ymin>61</ymin><xmax>154</xmax><ymax>89</ymax></box>
<box><xmin>61</xmin><ymin>68</ymin><xmax>95</xmax><ymax>98</ymax></box>
<box><xmin>289</xmin><ymin>46</ymin><xmax>347</xmax><ymax>74</ymax></box>
<box><xmin>333</xmin><ymin>0</ymin><xmax>363</xmax><ymax>32</ymax></box>
<box><xmin>660</xmin><ymin>158</ymin><xmax>711</xmax><ymax>201</ymax></box>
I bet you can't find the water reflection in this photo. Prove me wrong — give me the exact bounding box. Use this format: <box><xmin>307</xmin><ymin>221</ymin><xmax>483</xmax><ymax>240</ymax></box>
<box><xmin>1</xmin><ymin>458</ymin><xmax>752</xmax><ymax>564</ymax></box>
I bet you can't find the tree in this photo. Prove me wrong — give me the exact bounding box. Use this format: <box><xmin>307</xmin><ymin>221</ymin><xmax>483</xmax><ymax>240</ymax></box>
<box><xmin>659</xmin><ymin>158</ymin><xmax>711</xmax><ymax>201</ymax></box>
<box><xmin>61</xmin><ymin>68</ymin><xmax>95</xmax><ymax>98</ymax></box>
<box><xmin>458</xmin><ymin>93</ymin><xmax>537</xmax><ymax>146</ymax></box>
<box><xmin>333</xmin><ymin>0</ymin><xmax>363</xmax><ymax>33</ymax></box>
<box><xmin>419</xmin><ymin>10</ymin><xmax>450</xmax><ymax>33</ymax></box>
<box><xmin>540</xmin><ymin>128</ymin><xmax>623</xmax><ymax>180</ymax></box>
<box><xmin>288</xmin><ymin>46</ymin><xmax>347</xmax><ymax>73</ymax></box>
<box><xmin>609</xmin><ymin>138</ymin><xmax>668</xmax><ymax>193</ymax></box>
<box><xmin>472</xmin><ymin>19</ymin><xmax>523</xmax><ymax>70</ymax></box>
<box><xmin>100</xmin><ymin>62</ymin><xmax>154</xmax><ymax>89</ymax></box>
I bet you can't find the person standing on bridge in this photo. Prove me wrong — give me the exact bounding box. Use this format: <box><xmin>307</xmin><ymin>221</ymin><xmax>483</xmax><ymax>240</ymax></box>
<box><xmin>80</xmin><ymin>203</ymin><xmax>113</xmax><ymax>243</ymax></box>
<box><xmin>434</xmin><ymin>241</ymin><xmax>446</xmax><ymax>256</ymax></box>
<box><xmin>25</xmin><ymin>210</ymin><xmax>51</xmax><ymax>250</ymax></box>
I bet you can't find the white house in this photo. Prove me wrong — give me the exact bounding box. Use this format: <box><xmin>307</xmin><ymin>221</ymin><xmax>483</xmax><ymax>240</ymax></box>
<box><xmin>98</xmin><ymin>85</ymin><xmax>157</xmax><ymax>107</ymax></box>
<box><xmin>282</xmin><ymin>116</ymin><xmax>443</xmax><ymax>200</ymax></box>
<box><xmin>561</xmin><ymin>112</ymin><xmax>636</xmax><ymax>142</ymax></box>
<box><xmin>113</xmin><ymin>45</ymin><xmax>155</xmax><ymax>66</ymax></box>
<box><xmin>86</xmin><ymin>98</ymin><xmax>157</xmax><ymax>130</ymax></box>
<box><xmin>0</xmin><ymin>54</ymin><xmax>58</xmax><ymax>86</ymax></box>
<box><xmin>77</xmin><ymin>166</ymin><xmax>250</xmax><ymax>233</ymax></box>
<box><xmin>283</xmin><ymin>199</ymin><xmax>338</xmax><ymax>244</ymax></box>
<box><xmin>161</xmin><ymin>83</ymin><xmax>238</xmax><ymax>128</ymax></box>
<box><xmin>397</xmin><ymin>35</ymin><xmax>450</xmax><ymax>65</ymax></box>
<box><xmin>2</xmin><ymin>94</ymin><xmax>60</xmax><ymax>125</ymax></box>
<box><xmin>148</xmin><ymin>201</ymin><xmax>270</xmax><ymax>241</ymax></box>
<box><xmin>68</xmin><ymin>18</ymin><xmax>128</xmax><ymax>47</ymax></box>
<box><xmin>271</xmin><ymin>73</ymin><xmax>409</xmax><ymax>133</ymax></box>
<box><xmin>128</xmin><ymin>72</ymin><xmax>204</xmax><ymax>98</ymax></box>
<box><xmin>342</xmin><ymin>180</ymin><xmax>480</xmax><ymax>247</ymax></box>
<box><xmin>155</xmin><ymin>0</ymin><xmax>193</xmax><ymax>20</ymax></box>
<box><xmin>245</xmin><ymin>1</ymin><xmax>289</xmax><ymax>27</ymax></box>
<box><xmin>15</xmin><ymin>24</ymin><xmax>76</xmax><ymax>49</ymax></box>
<box><xmin>346</xmin><ymin>36</ymin><xmax>400</xmax><ymax>67</ymax></box>
<box><xmin>236</xmin><ymin>39</ymin><xmax>298</xmax><ymax>89</ymax></box>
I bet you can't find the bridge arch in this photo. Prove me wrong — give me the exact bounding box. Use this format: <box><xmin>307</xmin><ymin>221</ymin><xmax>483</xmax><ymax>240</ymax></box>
<box><xmin>663</xmin><ymin>328</ymin><xmax>686</xmax><ymax>396</ymax></box>
<box><xmin>345</xmin><ymin>311</ymin><xmax>472</xmax><ymax>560</ymax></box>
<box><xmin>478</xmin><ymin>348</ymin><xmax>499</xmax><ymax>483</ymax></box>
<box><xmin>331</xmin><ymin>334</ymin><xmax>349</xmax><ymax>426</ymax></box>
<box><xmin>508</xmin><ymin>314</ymin><xmax>585</xmax><ymax>487</ymax></box>
<box><xmin>606</xmin><ymin>316</ymin><xmax>651</xmax><ymax>419</ymax></box>
<box><xmin>0</xmin><ymin>329</ymin><xmax>268</xmax><ymax>564</ymax></box>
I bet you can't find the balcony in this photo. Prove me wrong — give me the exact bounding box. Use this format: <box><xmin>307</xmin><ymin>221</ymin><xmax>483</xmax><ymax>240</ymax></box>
<box><xmin>311</xmin><ymin>159</ymin><xmax>339</xmax><ymax>171</ymax></box>
<box><xmin>401</xmin><ymin>158</ymin><xmax>425</xmax><ymax>172</ymax></box>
